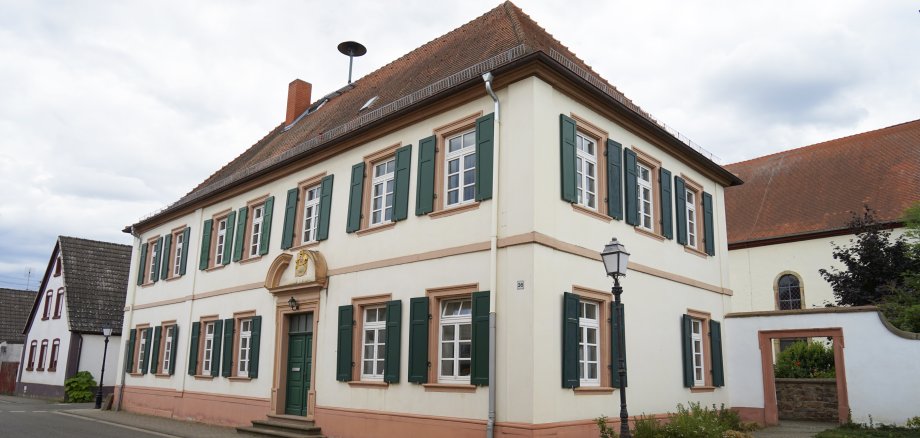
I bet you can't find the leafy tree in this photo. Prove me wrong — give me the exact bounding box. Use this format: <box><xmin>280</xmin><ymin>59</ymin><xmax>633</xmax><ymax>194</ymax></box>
<box><xmin>819</xmin><ymin>206</ymin><xmax>919</xmax><ymax>306</ymax></box>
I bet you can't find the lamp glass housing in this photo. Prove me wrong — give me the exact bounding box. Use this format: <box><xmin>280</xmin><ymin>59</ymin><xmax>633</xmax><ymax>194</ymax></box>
<box><xmin>102</xmin><ymin>328</ymin><xmax>113</xmax><ymax>337</ymax></box>
<box><xmin>601</xmin><ymin>238</ymin><xmax>630</xmax><ymax>277</ymax></box>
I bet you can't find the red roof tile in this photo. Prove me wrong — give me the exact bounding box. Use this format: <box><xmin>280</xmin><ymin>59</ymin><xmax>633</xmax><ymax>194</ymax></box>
<box><xmin>725</xmin><ymin>119</ymin><xmax>920</xmax><ymax>245</ymax></box>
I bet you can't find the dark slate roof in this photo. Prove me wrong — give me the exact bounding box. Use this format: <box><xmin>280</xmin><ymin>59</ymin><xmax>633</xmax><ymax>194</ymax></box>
<box><xmin>725</xmin><ymin>119</ymin><xmax>920</xmax><ymax>245</ymax></box>
<box><xmin>130</xmin><ymin>1</ymin><xmax>739</xmax><ymax>231</ymax></box>
<box><xmin>57</xmin><ymin>236</ymin><xmax>131</xmax><ymax>334</ymax></box>
<box><xmin>0</xmin><ymin>288</ymin><xmax>36</xmax><ymax>343</ymax></box>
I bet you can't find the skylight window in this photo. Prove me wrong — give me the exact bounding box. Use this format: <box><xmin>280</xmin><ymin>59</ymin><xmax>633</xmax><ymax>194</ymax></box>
<box><xmin>359</xmin><ymin>96</ymin><xmax>379</xmax><ymax>112</ymax></box>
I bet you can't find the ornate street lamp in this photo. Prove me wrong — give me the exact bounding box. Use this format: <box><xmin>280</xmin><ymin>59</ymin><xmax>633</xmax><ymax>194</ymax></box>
<box><xmin>288</xmin><ymin>296</ymin><xmax>299</xmax><ymax>311</ymax></box>
<box><xmin>95</xmin><ymin>327</ymin><xmax>113</xmax><ymax>409</ymax></box>
<box><xmin>601</xmin><ymin>238</ymin><xmax>631</xmax><ymax>438</ymax></box>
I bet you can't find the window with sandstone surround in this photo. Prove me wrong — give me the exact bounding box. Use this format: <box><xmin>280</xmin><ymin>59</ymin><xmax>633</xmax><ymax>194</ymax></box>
<box><xmin>202</xmin><ymin>321</ymin><xmax>216</xmax><ymax>375</ymax></box>
<box><xmin>38</xmin><ymin>339</ymin><xmax>48</xmax><ymax>371</ymax></box>
<box><xmin>429</xmin><ymin>113</ymin><xmax>483</xmax><ymax>216</ymax></box>
<box><xmin>49</xmin><ymin>339</ymin><xmax>60</xmax><ymax>371</ymax></box>
<box><xmin>42</xmin><ymin>289</ymin><xmax>52</xmax><ymax>319</ymax></box>
<box><xmin>631</xmin><ymin>147</ymin><xmax>664</xmax><ymax>239</ymax></box>
<box><xmin>27</xmin><ymin>340</ymin><xmax>37</xmax><ymax>370</ymax></box>
<box><xmin>53</xmin><ymin>288</ymin><xmax>64</xmax><ymax>319</ymax></box>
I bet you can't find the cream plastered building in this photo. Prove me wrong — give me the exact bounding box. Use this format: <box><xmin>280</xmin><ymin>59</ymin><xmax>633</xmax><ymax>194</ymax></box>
<box><xmin>116</xmin><ymin>3</ymin><xmax>743</xmax><ymax>436</ymax></box>
<box><xmin>726</xmin><ymin>119</ymin><xmax>920</xmax><ymax>314</ymax></box>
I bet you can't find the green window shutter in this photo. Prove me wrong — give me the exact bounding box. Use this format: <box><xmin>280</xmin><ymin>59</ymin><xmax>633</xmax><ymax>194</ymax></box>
<box><xmin>199</xmin><ymin>220</ymin><xmax>212</xmax><ymax>271</ymax></box>
<box><xmin>211</xmin><ymin>319</ymin><xmax>223</xmax><ymax>377</ymax></box>
<box><xmin>232</xmin><ymin>207</ymin><xmax>247</xmax><ymax>262</ymax></box>
<box><xmin>561</xmin><ymin>292</ymin><xmax>579</xmax><ymax>388</ymax></box>
<box><xmin>710</xmin><ymin>320</ymin><xmax>724</xmax><ymax>387</ymax></box>
<box><xmin>180</xmin><ymin>227</ymin><xmax>191</xmax><ymax>275</ymax></box>
<box><xmin>336</xmin><ymin>305</ymin><xmax>354</xmax><ymax>381</ymax></box>
<box><xmin>610</xmin><ymin>302</ymin><xmax>627</xmax><ymax>388</ymax></box>
<box><xmin>346</xmin><ymin>162</ymin><xmax>365</xmax><ymax>233</ymax></box>
<box><xmin>125</xmin><ymin>329</ymin><xmax>136</xmax><ymax>373</ymax></box>
<box><xmin>188</xmin><ymin>322</ymin><xmax>200</xmax><ymax>375</ymax></box>
<box><xmin>384</xmin><ymin>300</ymin><xmax>402</xmax><ymax>383</ymax></box>
<box><xmin>317</xmin><ymin>175</ymin><xmax>334</xmax><ymax>241</ymax></box>
<box><xmin>141</xmin><ymin>328</ymin><xmax>153</xmax><ymax>374</ymax></box>
<box><xmin>624</xmin><ymin>148</ymin><xmax>639</xmax><ymax>226</ymax></box>
<box><xmin>151</xmin><ymin>237</ymin><xmax>163</xmax><ymax>282</ymax></box>
<box><xmin>393</xmin><ymin>144</ymin><xmax>413</xmax><ymax>221</ymax></box>
<box><xmin>606</xmin><ymin>139</ymin><xmax>623</xmax><ymax>220</ymax></box>
<box><xmin>659</xmin><ymin>168</ymin><xmax>673</xmax><ymax>240</ymax></box>
<box><xmin>249</xmin><ymin>316</ymin><xmax>262</xmax><ymax>378</ymax></box>
<box><xmin>159</xmin><ymin>235</ymin><xmax>172</xmax><ymax>279</ymax></box>
<box><xmin>407</xmin><ymin>297</ymin><xmax>429</xmax><ymax>383</ymax></box>
<box><xmin>674</xmin><ymin>177</ymin><xmax>687</xmax><ymax>245</ymax></box>
<box><xmin>281</xmin><ymin>188</ymin><xmax>299</xmax><ymax>250</ymax></box>
<box><xmin>221</xmin><ymin>318</ymin><xmax>234</xmax><ymax>377</ymax></box>
<box><xmin>415</xmin><ymin>136</ymin><xmax>436</xmax><ymax>216</ymax></box>
<box><xmin>259</xmin><ymin>196</ymin><xmax>274</xmax><ymax>256</ymax></box>
<box><xmin>169</xmin><ymin>325</ymin><xmax>179</xmax><ymax>375</ymax></box>
<box><xmin>475</xmin><ymin>113</ymin><xmax>494</xmax><ymax>201</ymax></box>
<box><xmin>681</xmin><ymin>314</ymin><xmax>694</xmax><ymax>387</ymax></box>
<box><xmin>702</xmin><ymin>192</ymin><xmax>715</xmax><ymax>256</ymax></box>
<box><xmin>224</xmin><ymin>210</ymin><xmax>237</xmax><ymax>265</ymax></box>
<box><xmin>151</xmin><ymin>326</ymin><xmax>162</xmax><ymax>375</ymax></box>
<box><xmin>559</xmin><ymin>114</ymin><xmax>577</xmax><ymax>203</ymax></box>
<box><xmin>470</xmin><ymin>291</ymin><xmax>490</xmax><ymax>386</ymax></box>
<box><xmin>136</xmin><ymin>243</ymin><xmax>148</xmax><ymax>286</ymax></box>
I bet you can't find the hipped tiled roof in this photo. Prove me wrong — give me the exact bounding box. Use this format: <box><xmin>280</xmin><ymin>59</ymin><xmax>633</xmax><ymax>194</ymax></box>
<box><xmin>132</xmin><ymin>1</ymin><xmax>736</xmax><ymax>230</ymax></box>
<box><xmin>0</xmin><ymin>288</ymin><xmax>36</xmax><ymax>344</ymax></box>
<box><xmin>725</xmin><ymin>119</ymin><xmax>920</xmax><ymax>245</ymax></box>
<box><xmin>58</xmin><ymin>236</ymin><xmax>132</xmax><ymax>334</ymax></box>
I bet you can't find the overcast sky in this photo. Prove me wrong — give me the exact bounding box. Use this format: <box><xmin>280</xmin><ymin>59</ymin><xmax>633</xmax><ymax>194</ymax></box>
<box><xmin>1</xmin><ymin>0</ymin><xmax>918</xmax><ymax>290</ymax></box>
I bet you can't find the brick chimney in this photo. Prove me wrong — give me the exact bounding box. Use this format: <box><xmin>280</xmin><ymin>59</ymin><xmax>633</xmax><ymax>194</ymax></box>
<box><xmin>286</xmin><ymin>79</ymin><xmax>312</xmax><ymax>125</ymax></box>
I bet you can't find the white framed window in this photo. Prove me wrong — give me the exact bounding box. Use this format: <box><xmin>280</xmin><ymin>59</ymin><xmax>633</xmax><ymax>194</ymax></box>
<box><xmin>578</xmin><ymin>301</ymin><xmax>600</xmax><ymax>386</ymax></box>
<box><xmin>250</xmin><ymin>205</ymin><xmax>264</xmax><ymax>257</ymax></box>
<box><xmin>370</xmin><ymin>159</ymin><xmax>396</xmax><ymax>225</ymax></box>
<box><xmin>163</xmin><ymin>326</ymin><xmax>174</xmax><ymax>373</ymax></box>
<box><xmin>444</xmin><ymin>130</ymin><xmax>476</xmax><ymax>207</ymax></box>
<box><xmin>302</xmin><ymin>185</ymin><xmax>321</xmax><ymax>244</ymax></box>
<box><xmin>138</xmin><ymin>329</ymin><xmax>148</xmax><ymax>371</ymax></box>
<box><xmin>361</xmin><ymin>307</ymin><xmax>387</xmax><ymax>380</ymax></box>
<box><xmin>575</xmin><ymin>133</ymin><xmax>597</xmax><ymax>209</ymax></box>
<box><xmin>215</xmin><ymin>219</ymin><xmax>227</xmax><ymax>265</ymax></box>
<box><xmin>238</xmin><ymin>319</ymin><xmax>252</xmax><ymax>376</ymax></box>
<box><xmin>173</xmin><ymin>232</ymin><xmax>184</xmax><ymax>276</ymax></box>
<box><xmin>691</xmin><ymin>318</ymin><xmax>704</xmax><ymax>387</ymax></box>
<box><xmin>686</xmin><ymin>189</ymin><xmax>697</xmax><ymax>247</ymax></box>
<box><xmin>438</xmin><ymin>298</ymin><xmax>472</xmax><ymax>383</ymax></box>
<box><xmin>148</xmin><ymin>243</ymin><xmax>159</xmax><ymax>282</ymax></box>
<box><xmin>637</xmin><ymin>163</ymin><xmax>654</xmax><ymax>231</ymax></box>
<box><xmin>202</xmin><ymin>322</ymin><xmax>215</xmax><ymax>375</ymax></box>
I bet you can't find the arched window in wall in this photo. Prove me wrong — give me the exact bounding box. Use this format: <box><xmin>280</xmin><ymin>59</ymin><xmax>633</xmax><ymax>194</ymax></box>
<box><xmin>777</xmin><ymin>274</ymin><xmax>802</xmax><ymax>310</ymax></box>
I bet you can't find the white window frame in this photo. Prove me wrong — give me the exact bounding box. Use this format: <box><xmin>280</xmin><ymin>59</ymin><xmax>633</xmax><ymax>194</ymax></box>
<box><xmin>302</xmin><ymin>185</ymin><xmax>321</xmax><ymax>244</ymax></box>
<box><xmin>250</xmin><ymin>205</ymin><xmax>264</xmax><ymax>257</ymax></box>
<box><xmin>163</xmin><ymin>326</ymin><xmax>174</xmax><ymax>373</ymax></box>
<box><xmin>686</xmin><ymin>189</ymin><xmax>697</xmax><ymax>247</ymax></box>
<box><xmin>444</xmin><ymin>130</ymin><xmax>477</xmax><ymax>207</ymax></box>
<box><xmin>173</xmin><ymin>232</ymin><xmax>184</xmax><ymax>276</ymax></box>
<box><xmin>691</xmin><ymin>318</ymin><xmax>705</xmax><ymax>387</ymax></box>
<box><xmin>361</xmin><ymin>307</ymin><xmax>387</xmax><ymax>381</ymax></box>
<box><xmin>578</xmin><ymin>301</ymin><xmax>600</xmax><ymax>387</ymax></box>
<box><xmin>215</xmin><ymin>219</ymin><xmax>227</xmax><ymax>265</ymax></box>
<box><xmin>575</xmin><ymin>132</ymin><xmax>597</xmax><ymax>210</ymax></box>
<box><xmin>148</xmin><ymin>242</ymin><xmax>159</xmax><ymax>282</ymax></box>
<box><xmin>138</xmin><ymin>329</ymin><xmax>148</xmax><ymax>371</ymax></box>
<box><xmin>637</xmin><ymin>162</ymin><xmax>654</xmax><ymax>231</ymax></box>
<box><xmin>370</xmin><ymin>158</ymin><xmax>396</xmax><ymax>226</ymax></box>
<box><xmin>202</xmin><ymin>322</ymin><xmax>215</xmax><ymax>375</ymax></box>
<box><xmin>438</xmin><ymin>298</ymin><xmax>472</xmax><ymax>383</ymax></box>
<box><xmin>238</xmin><ymin>319</ymin><xmax>252</xmax><ymax>376</ymax></box>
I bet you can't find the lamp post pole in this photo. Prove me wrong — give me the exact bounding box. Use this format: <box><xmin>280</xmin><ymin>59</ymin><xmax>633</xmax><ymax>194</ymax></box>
<box><xmin>95</xmin><ymin>329</ymin><xmax>112</xmax><ymax>409</ymax></box>
<box><xmin>612</xmin><ymin>275</ymin><xmax>630</xmax><ymax>438</ymax></box>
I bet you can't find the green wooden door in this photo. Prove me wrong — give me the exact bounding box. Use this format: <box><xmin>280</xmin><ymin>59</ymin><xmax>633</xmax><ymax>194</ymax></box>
<box><xmin>285</xmin><ymin>332</ymin><xmax>311</xmax><ymax>415</ymax></box>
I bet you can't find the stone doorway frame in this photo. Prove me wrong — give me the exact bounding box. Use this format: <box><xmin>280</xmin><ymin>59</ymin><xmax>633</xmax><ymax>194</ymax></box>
<box><xmin>757</xmin><ymin>328</ymin><xmax>849</xmax><ymax>426</ymax></box>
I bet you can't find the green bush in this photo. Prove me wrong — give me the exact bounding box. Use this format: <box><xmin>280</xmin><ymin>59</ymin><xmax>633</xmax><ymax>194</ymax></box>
<box><xmin>880</xmin><ymin>300</ymin><xmax>920</xmax><ymax>333</ymax></box>
<box><xmin>595</xmin><ymin>416</ymin><xmax>618</xmax><ymax>438</ymax></box>
<box><xmin>774</xmin><ymin>340</ymin><xmax>835</xmax><ymax>378</ymax></box>
<box><xmin>64</xmin><ymin>371</ymin><xmax>97</xmax><ymax>402</ymax></box>
<box><xmin>626</xmin><ymin>403</ymin><xmax>754</xmax><ymax>438</ymax></box>
<box><xmin>905</xmin><ymin>416</ymin><xmax>920</xmax><ymax>429</ymax></box>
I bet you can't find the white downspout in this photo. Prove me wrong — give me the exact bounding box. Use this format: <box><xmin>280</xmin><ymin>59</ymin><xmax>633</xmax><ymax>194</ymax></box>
<box><xmin>482</xmin><ymin>72</ymin><xmax>500</xmax><ymax>438</ymax></box>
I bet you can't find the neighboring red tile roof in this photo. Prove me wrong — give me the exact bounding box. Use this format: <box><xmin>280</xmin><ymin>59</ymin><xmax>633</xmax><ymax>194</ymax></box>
<box><xmin>725</xmin><ymin>119</ymin><xmax>920</xmax><ymax>245</ymax></box>
<box><xmin>133</xmin><ymin>2</ymin><xmax>734</xmax><ymax>229</ymax></box>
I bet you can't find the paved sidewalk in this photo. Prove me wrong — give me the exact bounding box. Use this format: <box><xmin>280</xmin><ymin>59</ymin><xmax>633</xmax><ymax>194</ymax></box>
<box><xmin>62</xmin><ymin>408</ymin><xmax>241</xmax><ymax>438</ymax></box>
<box><xmin>753</xmin><ymin>420</ymin><xmax>837</xmax><ymax>438</ymax></box>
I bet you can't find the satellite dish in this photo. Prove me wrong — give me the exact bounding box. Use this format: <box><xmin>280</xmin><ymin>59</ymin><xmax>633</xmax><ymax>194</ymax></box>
<box><xmin>338</xmin><ymin>41</ymin><xmax>367</xmax><ymax>84</ymax></box>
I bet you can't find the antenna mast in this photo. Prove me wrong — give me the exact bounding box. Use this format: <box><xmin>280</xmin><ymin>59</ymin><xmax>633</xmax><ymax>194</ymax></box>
<box><xmin>337</xmin><ymin>41</ymin><xmax>367</xmax><ymax>84</ymax></box>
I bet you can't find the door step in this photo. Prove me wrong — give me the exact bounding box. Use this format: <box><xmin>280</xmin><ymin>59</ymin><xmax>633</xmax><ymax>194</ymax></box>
<box><xmin>237</xmin><ymin>416</ymin><xmax>324</xmax><ymax>437</ymax></box>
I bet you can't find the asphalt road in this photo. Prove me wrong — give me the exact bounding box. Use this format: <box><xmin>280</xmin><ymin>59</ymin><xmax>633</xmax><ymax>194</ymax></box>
<box><xmin>0</xmin><ymin>395</ymin><xmax>166</xmax><ymax>438</ymax></box>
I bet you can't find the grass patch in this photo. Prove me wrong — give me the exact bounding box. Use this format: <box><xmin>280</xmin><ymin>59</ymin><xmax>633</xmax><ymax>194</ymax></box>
<box><xmin>815</xmin><ymin>427</ymin><xmax>920</xmax><ymax>437</ymax></box>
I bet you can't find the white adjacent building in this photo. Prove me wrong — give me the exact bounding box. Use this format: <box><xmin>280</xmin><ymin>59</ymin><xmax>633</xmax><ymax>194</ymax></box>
<box><xmin>116</xmin><ymin>3</ymin><xmax>743</xmax><ymax>436</ymax></box>
<box><xmin>17</xmin><ymin>236</ymin><xmax>130</xmax><ymax>399</ymax></box>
